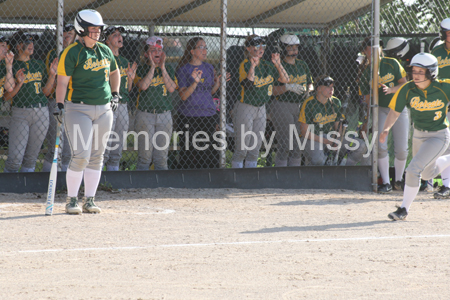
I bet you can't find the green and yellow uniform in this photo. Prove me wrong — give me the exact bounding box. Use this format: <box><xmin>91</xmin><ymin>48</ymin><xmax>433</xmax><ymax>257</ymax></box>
<box><xmin>135</xmin><ymin>65</ymin><xmax>177</xmax><ymax>112</ymax></box>
<box><xmin>298</xmin><ymin>95</ymin><xmax>344</xmax><ymax>135</ymax></box>
<box><xmin>239</xmin><ymin>59</ymin><xmax>279</xmax><ymax>106</ymax></box>
<box><xmin>274</xmin><ymin>59</ymin><xmax>312</xmax><ymax>103</ymax></box>
<box><xmin>115</xmin><ymin>55</ymin><xmax>130</xmax><ymax>103</ymax></box>
<box><xmin>431</xmin><ymin>44</ymin><xmax>450</xmax><ymax>79</ymax></box>
<box><xmin>359</xmin><ymin>57</ymin><xmax>407</xmax><ymax>108</ymax></box>
<box><xmin>389</xmin><ymin>79</ymin><xmax>450</xmax><ymax>132</ymax></box>
<box><xmin>45</xmin><ymin>48</ymin><xmax>58</xmax><ymax>99</ymax></box>
<box><xmin>11</xmin><ymin>59</ymin><xmax>48</xmax><ymax>107</ymax></box>
<box><xmin>57</xmin><ymin>41</ymin><xmax>117</xmax><ymax>105</ymax></box>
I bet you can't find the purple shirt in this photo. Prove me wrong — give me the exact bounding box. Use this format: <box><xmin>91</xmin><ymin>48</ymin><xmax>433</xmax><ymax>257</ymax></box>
<box><xmin>176</xmin><ymin>62</ymin><xmax>216</xmax><ymax>117</ymax></box>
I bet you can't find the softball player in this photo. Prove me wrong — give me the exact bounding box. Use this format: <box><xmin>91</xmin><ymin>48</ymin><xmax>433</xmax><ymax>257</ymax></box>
<box><xmin>231</xmin><ymin>35</ymin><xmax>289</xmax><ymax>168</ymax></box>
<box><xmin>103</xmin><ymin>26</ymin><xmax>137</xmax><ymax>171</ymax></box>
<box><xmin>0</xmin><ymin>36</ymin><xmax>15</xmax><ymax>100</ymax></box>
<box><xmin>430</xmin><ymin>18</ymin><xmax>450</xmax><ymax>198</ymax></box>
<box><xmin>381</xmin><ymin>53</ymin><xmax>450</xmax><ymax>220</ymax></box>
<box><xmin>55</xmin><ymin>9</ymin><xmax>120</xmax><ymax>214</ymax></box>
<box><xmin>358</xmin><ymin>37</ymin><xmax>409</xmax><ymax>193</ymax></box>
<box><xmin>3</xmin><ymin>31</ymin><xmax>58</xmax><ymax>173</ymax></box>
<box><xmin>299</xmin><ymin>76</ymin><xmax>368</xmax><ymax>165</ymax></box>
<box><xmin>135</xmin><ymin>36</ymin><xmax>176</xmax><ymax>170</ymax></box>
<box><xmin>42</xmin><ymin>23</ymin><xmax>76</xmax><ymax>172</ymax></box>
<box><xmin>270</xmin><ymin>34</ymin><xmax>313</xmax><ymax>167</ymax></box>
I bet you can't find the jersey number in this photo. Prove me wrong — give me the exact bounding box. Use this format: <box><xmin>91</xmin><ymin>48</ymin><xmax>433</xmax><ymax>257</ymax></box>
<box><xmin>434</xmin><ymin>111</ymin><xmax>442</xmax><ymax>121</ymax></box>
<box><xmin>105</xmin><ymin>69</ymin><xmax>109</xmax><ymax>82</ymax></box>
<box><xmin>268</xmin><ymin>85</ymin><xmax>273</xmax><ymax>96</ymax></box>
<box><xmin>162</xmin><ymin>85</ymin><xmax>167</xmax><ymax>96</ymax></box>
<box><xmin>34</xmin><ymin>82</ymin><xmax>41</xmax><ymax>94</ymax></box>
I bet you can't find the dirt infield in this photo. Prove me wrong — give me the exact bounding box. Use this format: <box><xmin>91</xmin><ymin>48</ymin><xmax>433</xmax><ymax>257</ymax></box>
<box><xmin>1</xmin><ymin>188</ymin><xmax>450</xmax><ymax>299</ymax></box>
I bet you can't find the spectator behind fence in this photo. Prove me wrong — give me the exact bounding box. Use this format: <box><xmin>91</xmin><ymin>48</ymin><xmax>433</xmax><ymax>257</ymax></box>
<box><xmin>42</xmin><ymin>23</ymin><xmax>76</xmax><ymax>172</ymax></box>
<box><xmin>270</xmin><ymin>34</ymin><xmax>313</xmax><ymax>167</ymax></box>
<box><xmin>231</xmin><ymin>35</ymin><xmax>289</xmax><ymax>168</ymax></box>
<box><xmin>358</xmin><ymin>36</ymin><xmax>408</xmax><ymax>194</ymax></box>
<box><xmin>176</xmin><ymin>37</ymin><xmax>223</xmax><ymax>169</ymax></box>
<box><xmin>0</xmin><ymin>36</ymin><xmax>15</xmax><ymax>101</ymax></box>
<box><xmin>103</xmin><ymin>26</ymin><xmax>137</xmax><ymax>171</ymax></box>
<box><xmin>134</xmin><ymin>36</ymin><xmax>177</xmax><ymax>170</ymax></box>
<box><xmin>3</xmin><ymin>31</ymin><xmax>57</xmax><ymax>173</ymax></box>
<box><xmin>299</xmin><ymin>76</ymin><xmax>369</xmax><ymax>166</ymax></box>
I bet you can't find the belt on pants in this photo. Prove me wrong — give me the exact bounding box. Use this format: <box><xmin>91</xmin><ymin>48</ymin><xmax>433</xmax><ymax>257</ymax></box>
<box><xmin>140</xmin><ymin>109</ymin><xmax>168</xmax><ymax>114</ymax></box>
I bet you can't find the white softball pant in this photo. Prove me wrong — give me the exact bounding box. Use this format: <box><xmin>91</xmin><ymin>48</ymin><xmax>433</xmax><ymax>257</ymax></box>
<box><xmin>134</xmin><ymin>110</ymin><xmax>172</xmax><ymax>170</ymax></box>
<box><xmin>405</xmin><ymin>128</ymin><xmax>450</xmax><ymax>187</ymax></box>
<box><xmin>104</xmin><ymin>103</ymin><xmax>129</xmax><ymax>169</ymax></box>
<box><xmin>378</xmin><ymin>106</ymin><xmax>409</xmax><ymax>160</ymax></box>
<box><xmin>4</xmin><ymin>106</ymin><xmax>49</xmax><ymax>172</ymax></box>
<box><xmin>269</xmin><ymin>100</ymin><xmax>302</xmax><ymax>166</ymax></box>
<box><xmin>232</xmin><ymin>101</ymin><xmax>266</xmax><ymax>163</ymax></box>
<box><xmin>64</xmin><ymin>101</ymin><xmax>113</xmax><ymax>172</ymax></box>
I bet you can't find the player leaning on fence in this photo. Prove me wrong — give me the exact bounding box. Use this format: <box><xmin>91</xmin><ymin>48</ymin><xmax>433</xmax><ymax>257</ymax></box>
<box><xmin>3</xmin><ymin>31</ymin><xmax>57</xmax><ymax>173</ymax></box>
<box><xmin>381</xmin><ymin>53</ymin><xmax>450</xmax><ymax>221</ymax></box>
<box><xmin>55</xmin><ymin>9</ymin><xmax>120</xmax><ymax>214</ymax></box>
<box><xmin>298</xmin><ymin>76</ymin><xmax>368</xmax><ymax>166</ymax></box>
<box><xmin>231</xmin><ymin>35</ymin><xmax>289</xmax><ymax>168</ymax></box>
<box><xmin>103</xmin><ymin>26</ymin><xmax>137</xmax><ymax>171</ymax></box>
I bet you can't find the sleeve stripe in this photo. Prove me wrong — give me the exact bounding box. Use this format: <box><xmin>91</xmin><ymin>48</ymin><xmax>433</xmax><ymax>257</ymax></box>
<box><xmin>57</xmin><ymin>43</ymin><xmax>78</xmax><ymax>76</ymax></box>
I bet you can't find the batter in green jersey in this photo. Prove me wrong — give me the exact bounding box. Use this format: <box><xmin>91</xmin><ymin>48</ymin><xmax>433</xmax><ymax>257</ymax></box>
<box><xmin>103</xmin><ymin>26</ymin><xmax>137</xmax><ymax>171</ymax></box>
<box><xmin>3</xmin><ymin>31</ymin><xmax>57</xmax><ymax>173</ymax></box>
<box><xmin>55</xmin><ymin>9</ymin><xmax>121</xmax><ymax>215</ymax></box>
<box><xmin>381</xmin><ymin>53</ymin><xmax>450</xmax><ymax>221</ymax></box>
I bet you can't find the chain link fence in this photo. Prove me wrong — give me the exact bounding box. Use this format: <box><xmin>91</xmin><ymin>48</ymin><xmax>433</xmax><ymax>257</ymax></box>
<box><xmin>0</xmin><ymin>0</ymin><xmax>448</xmax><ymax>173</ymax></box>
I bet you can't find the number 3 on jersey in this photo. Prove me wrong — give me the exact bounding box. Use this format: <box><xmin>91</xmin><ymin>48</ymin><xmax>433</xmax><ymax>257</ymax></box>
<box><xmin>434</xmin><ymin>111</ymin><xmax>442</xmax><ymax>121</ymax></box>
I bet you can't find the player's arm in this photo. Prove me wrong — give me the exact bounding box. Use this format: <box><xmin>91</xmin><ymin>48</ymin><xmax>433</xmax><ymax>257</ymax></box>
<box><xmin>42</xmin><ymin>58</ymin><xmax>58</xmax><ymax>96</ymax></box>
<box><xmin>4</xmin><ymin>68</ymin><xmax>25</xmax><ymax>102</ymax></box>
<box><xmin>109</xmin><ymin>69</ymin><xmax>120</xmax><ymax>94</ymax></box>
<box><xmin>55</xmin><ymin>75</ymin><xmax>70</xmax><ymax>104</ymax></box>
<box><xmin>160</xmin><ymin>59</ymin><xmax>177</xmax><ymax>93</ymax></box>
<box><xmin>4</xmin><ymin>52</ymin><xmax>15</xmax><ymax>92</ymax></box>
<box><xmin>299</xmin><ymin>122</ymin><xmax>333</xmax><ymax>145</ymax></box>
<box><xmin>379</xmin><ymin>109</ymin><xmax>401</xmax><ymax>143</ymax></box>
<box><xmin>382</xmin><ymin>77</ymin><xmax>407</xmax><ymax>95</ymax></box>
<box><xmin>127</xmin><ymin>62</ymin><xmax>137</xmax><ymax>92</ymax></box>
<box><xmin>137</xmin><ymin>66</ymin><xmax>156</xmax><ymax>91</ymax></box>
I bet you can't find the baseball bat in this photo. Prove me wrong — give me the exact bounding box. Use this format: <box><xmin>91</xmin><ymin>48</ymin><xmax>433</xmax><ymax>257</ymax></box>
<box><xmin>45</xmin><ymin>118</ymin><xmax>63</xmax><ymax>216</ymax></box>
<box><xmin>334</xmin><ymin>122</ymin><xmax>348</xmax><ymax>165</ymax></box>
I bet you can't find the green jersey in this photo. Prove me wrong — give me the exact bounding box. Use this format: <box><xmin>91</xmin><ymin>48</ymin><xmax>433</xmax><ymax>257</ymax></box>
<box><xmin>57</xmin><ymin>41</ymin><xmax>118</xmax><ymax>105</ymax></box>
<box><xmin>359</xmin><ymin>57</ymin><xmax>406</xmax><ymax>108</ymax></box>
<box><xmin>135</xmin><ymin>64</ymin><xmax>177</xmax><ymax>112</ymax></box>
<box><xmin>298</xmin><ymin>95</ymin><xmax>344</xmax><ymax>135</ymax></box>
<box><xmin>389</xmin><ymin>79</ymin><xmax>450</xmax><ymax>131</ymax></box>
<box><xmin>0</xmin><ymin>61</ymin><xmax>7</xmax><ymax>100</ymax></box>
<box><xmin>11</xmin><ymin>59</ymin><xmax>48</xmax><ymax>108</ymax></box>
<box><xmin>274</xmin><ymin>59</ymin><xmax>312</xmax><ymax>103</ymax></box>
<box><xmin>431</xmin><ymin>44</ymin><xmax>450</xmax><ymax>79</ymax></box>
<box><xmin>115</xmin><ymin>55</ymin><xmax>130</xmax><ymax>103</ymax></box>
<box><xmin>239</xmin><ymin>59</ymin><xmax>279</xmax><ymax>106</ymax></box>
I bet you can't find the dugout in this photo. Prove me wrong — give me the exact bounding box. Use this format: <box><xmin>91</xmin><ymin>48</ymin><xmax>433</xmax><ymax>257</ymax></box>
<box><xmin>1</xmin><ymin>0</ymin><xmax>437</xmax><ymax>193</ymax></box>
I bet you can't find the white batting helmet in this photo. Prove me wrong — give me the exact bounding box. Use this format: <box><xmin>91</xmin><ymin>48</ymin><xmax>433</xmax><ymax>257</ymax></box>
<box><xmin>384</xmin><ymin>37</ymin><xmax>410</xmax><ymax>59</ymax></box>
<box><xmin>430</xmin><ymin>37</ymin><xmax>444</xmax><ymax>52</ymax></box>
<box><xmin>279</xmin><ymin>34</ymin><xmax>300</xmax><ymax>46</ymax></box>
<box><xmin>410</xmin><ymin>53</ymin><xmax>438</xmax><ymax>80</ymax></box>
<box><xmin>440</xmin><ymin>18</ymin><xmax>450</xmax><ymax>40</ymax></box>
<box><xmin>74</xmin><ymin>9</ymin><xmax>106</xmax><ymax>37</ymax></box>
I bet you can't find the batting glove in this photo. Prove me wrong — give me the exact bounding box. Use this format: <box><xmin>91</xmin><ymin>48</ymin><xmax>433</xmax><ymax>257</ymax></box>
<box><xmin>111</xmin><ymin>92</ymin><xmax>121</xmax><ymax>112</ymax></box>
<box><xmin>53</xmin><ymin>102</ymin><xmax>65</xmax><ymax>124</ymax></box>
<box><xmin>285</xmin><ymin>83</ymin><xmax>305</xmax><ymax>95</ymax></box>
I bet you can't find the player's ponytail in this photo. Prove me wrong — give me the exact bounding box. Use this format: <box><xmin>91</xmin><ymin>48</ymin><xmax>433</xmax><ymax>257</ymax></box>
<box><xmin>176</xmin><ymin>37</ymin><xmax>204</xmax><ymax>71</ymax></box>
